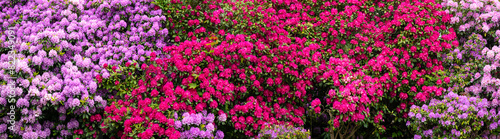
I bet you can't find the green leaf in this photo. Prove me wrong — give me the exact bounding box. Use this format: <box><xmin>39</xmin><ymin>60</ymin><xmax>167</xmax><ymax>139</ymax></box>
<box><xmin>192</xmin><ymin>73</ymin><xmax>199</xmax><ymax>79</ymax></box>
<box><xmin>188</xmin><ymin>83</ymin><xmax>198</xmax><ymax>89</ymax></box>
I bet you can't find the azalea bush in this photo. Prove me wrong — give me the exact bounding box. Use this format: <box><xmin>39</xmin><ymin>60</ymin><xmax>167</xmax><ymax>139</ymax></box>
<box><xmin>0</xmin><ymin>0</ymin><xmax>168</xmax><ymax>138</ymax></box>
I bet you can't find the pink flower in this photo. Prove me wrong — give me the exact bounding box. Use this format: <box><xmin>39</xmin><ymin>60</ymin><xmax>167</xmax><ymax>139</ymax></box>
<box><xmin>151</xmin><ymin>89</ymin><xmax>159</xmax><ymax>97</ymax></box>
<box><xmin>399</xmin><ymin>93</ymin><xmax>408</xmax><ymax>100</ymax></box>
<box><xmin>266</xmin><ymin>78</ymin><xmax>274</xmax><ymax>86</ymax></box>
<box><xmin>175</xmin><ymin>36</ymin><xmax>180</xmax><ymax>42</ymax></box>
<box><xmin>311</xmin><ymin>98</ymin><xmax>321</xmax><ymax>107</ymax></box>
<box><xmin>253</xmin><ymin>80</ymin><xmax>260</xmax><ymax>87</ymax></box>
<box><xmin>444</xmin><ymin>77</ymin><xmax>450</xmax><ymax>84</ymax></box>
<box><xmin>314</xmin><ymin>107</ymin><xmax>321</xmax><ymax>113</ymax></box>
<box><xmin>210</xmin><ymin>100</ymin><xmax>218</xmax><ymax>108</ymax></box>
<box><xmin>246</xmin><ymin>116</ymin><xmax>253</xmax><ymax>124</ymax></box>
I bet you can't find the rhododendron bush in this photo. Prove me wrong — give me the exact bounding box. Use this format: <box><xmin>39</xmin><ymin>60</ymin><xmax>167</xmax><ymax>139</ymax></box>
<box><xmin>408</xmin><ymin>92</ymin><xmax>496</xmax><ymax>138</ymax></box>
<box><xmin>152</xmin><ymin>0</ymin><xmax>457</xmax><ymax>138</ymax></box>
<box><xmin>405</xmin><ymin>0</ymin><xmax>500</xmax><ymax>138</ymax></box>
<box><xmin>99</xmin><ymin>53</ymin><xmax>230</xmax><ymax>139</ymax></box>
<box><xmin>0</xmin><ymin>0</ymin><xmax>168</xmax><ymax>138</ymax></box>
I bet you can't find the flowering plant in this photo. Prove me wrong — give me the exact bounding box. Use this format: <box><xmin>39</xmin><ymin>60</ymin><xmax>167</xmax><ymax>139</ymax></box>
<box><xmin>154</xmin><ymin>0</ymin><xmax>457</xmax><ymax>137</ymax></box>
<box><xmin>175</xmin><ymin>111</ymin><xmax>225</xmax><ymax>139</ymax></box>
<box><xmin>441</xmin><ymin>0</ymin><xmax>500</xmax><ymax>42</ymax></box>
<box><xmin>256</xmin><ymin>123</ymin><xmax>311</xmax><ymax>139</ymax></box>
<box><xmin>0</xmin><ymin>0</ymin><xmax>168</xmax><ymax>138</ymax></box>
<box><xmin>408</xmin><ymin>92</ymin><xmax>499</xmax><ymax>138</ymax></box>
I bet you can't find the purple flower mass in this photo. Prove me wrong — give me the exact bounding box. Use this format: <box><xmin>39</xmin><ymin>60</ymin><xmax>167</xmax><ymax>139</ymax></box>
<box><xmin>176</xmin><ymin>112</ymin><xmax>225</xmax><ymax>138</ymax></box>
<box><xmin>0</xmin><ymin>0</ymin><xmax>168</xmax><ymax>138</ymax></box>
<box><xmin>410</xmin><ymin>0</ymin><xmax>500</xmax><ymax>136</ymax></box>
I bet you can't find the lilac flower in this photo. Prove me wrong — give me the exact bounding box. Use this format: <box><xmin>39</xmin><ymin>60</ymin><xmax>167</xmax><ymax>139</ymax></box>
<box><xmin>174</xmin><ymin>121</ymin><xmax>182</xmax><ymax>129</ymax></box>
<box><xmin>206</xmin><ymin>123</ymin><xmax>215</xmax><ymax>132</ymax></box>
<box><xmin>0</xmin><ymin>124</ymin><xmax>6</xmax><ymax>133</ymax></box>
<box><xmin>67</xmin><ymin>119</ymin><xmax>79</xmax><ymax>129</ymax></box>
<box><xmin>22</xmin><ymin>131</ymin><xmax>38</xmax><ymax>139</ymax></box>
<box><xmin>218</xmin><ymin>113</ymin><xmax>227</xmax><ymax>122</ymax></box>
<box><xmin>415</xmin><ymin>113</ymin><xmax>422</xmax><ymax>119</ymax></box>
<box><xmin>0</xmin><ymin>0</ymin><xmax>169</xmax><ymax>137</ymax></box>
<box><xmin>490</xmin><ymin>122</ymin><xmax>498</xmax><ymax>130</ymax></box>
<box><xmin>182</xmin><ymin>115</ymin><xmax>192</xmax><ymax>125</ymax></box>
<box><xmin>16</xmin><ymin>98</ymin><xmax>29</xmax><ymax>108</ymax></box>
<box><xmin>206</xmin><ymin>113</ymin><xmax>215</xmax><ymax>123</ymax></box>
<box><xmin>215</xmin><ymin>130</ymin><xmax>224</xmax><ymax>139</ymax></box>
<box><xmin>189</xmin><ymin>127</ymin><xmax>201</xmax><ymax>138</ymax></box>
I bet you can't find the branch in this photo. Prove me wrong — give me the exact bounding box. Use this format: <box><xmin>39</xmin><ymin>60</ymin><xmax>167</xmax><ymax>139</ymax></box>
<box><xmin>346</xmin><ymin>124</ymin><xmax>361</xmax><ymax>139</ymax></box>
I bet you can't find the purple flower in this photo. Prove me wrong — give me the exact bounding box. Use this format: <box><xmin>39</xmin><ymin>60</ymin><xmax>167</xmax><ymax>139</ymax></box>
<box><xmin>0</xmin><ymin>124</ymin><xmax>6</xmax><ymax>133</ymax></box>
<box><xmin>215</xmin><ymin>130</ymin><xmax>224</xmax><ymax>139</ymax></box>
<box><xmin>16</xmin><ymin>98</ymin><xmax>29</xmax><ymax>108</ymax></box>
<box><xmin>66</xmin><ymin>119</ymin><xmax>79</xmax><ymax>129</ymax></box>
<box><xmin>206</xmin><ymin>123</ymin><xmax>215</xmax><ymax>132</ymax></box>
<box><xmin>206</xmin><ymin>113</ymin><xmax>215</xmax><ymax>123</ymax></box>
<box><xmin>174</xmin><ymin>121</ymin><xmax>182</xmax><ymax>129</ymax></box>
<box><xmin>491</xmin><ymin>122</ymin><xmax>499</xmax><ymax>130</ymax></box>
<box><xmin>415</xmin><ymin>113</ymin><xmax>422</xmax><ymax>119</ymax></box>
<box><xmin>189</xmin><ymin>127</ymin><xmax>201</xmax><ymax>138</ymax></box>
<box><xmin>218</xmin><ymin>113</ymin><xmax>227</xmax><ymax>122</ymax></box>
<box><xmin>22</xmin><ymin>131</ymin><xmax>38</xmax><ymax>139</ymax></box>
<box><xmin>0</xmin><ymin>98</ymin><xmax>6</xmax><ymax>106</ymax></box>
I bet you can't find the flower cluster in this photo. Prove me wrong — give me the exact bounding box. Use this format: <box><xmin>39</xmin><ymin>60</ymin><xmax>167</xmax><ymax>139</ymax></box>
<box><xmin>409</xmin><ymin>1</ymin><xmax>500</xmax><ymax>138</ymax></box>
<box><xmin>175</xmin><ymin>112</ymin><xmax>225</xmax><ymax>139</ymax></box>
<box><xmin>441</xmin><ymin>0</ymin><xmax>500</xmax><ymax>41</ymax></box>
<box><xmin>256</xmin><ymin>123</ymin><xmax>311</xmax><ymax>139</ymax></box>
<box><xmin>0</xmin><ymin>0</ymin><xmax>167</xmax><ymax>138</ymax></box>
<box><xmin>408</xmin><ymin>92</ymin><xmax>498</xmax><ymax>138</ymax></box>
<box><xmin>442</xmin><ymin>33</ymin><xmax>487</xmax><ymax>94</ymax></box>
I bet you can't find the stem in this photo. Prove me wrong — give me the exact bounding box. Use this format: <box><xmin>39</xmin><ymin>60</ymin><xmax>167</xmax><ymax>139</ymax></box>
<box><xmin>346</xmin><ymin>124</ymin><xmax>360</xmax><ymax>139</ymax></box>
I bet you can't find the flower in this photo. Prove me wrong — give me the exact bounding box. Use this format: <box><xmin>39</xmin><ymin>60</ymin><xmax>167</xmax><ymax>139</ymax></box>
<box><xmin>218</xmin><ymin>113</ymin><xmax>227</xmax><ymax>122</ymax></box>
<box><xmin>311</xmin><ymin>98</ymin><xmax>321</xmax><ymax>107</ymax></box>
<box><xmin>206</xmin><ymin>123</ymin><xmax>215</xmax><ymax>132</ymax></box>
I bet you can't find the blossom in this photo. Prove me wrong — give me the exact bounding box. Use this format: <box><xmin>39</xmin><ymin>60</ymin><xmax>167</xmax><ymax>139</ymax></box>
<box><xmin>218</xmin><ymin>113</ymin><xmax>227</xmax><ymax>122</ymax></box>
<box><xmin>206</xmin><ymin>123</ymin><xmax>215</xmax><ymax>132</ymax></box>
<box><xmin>311</xmin><ymin>98</ymin><xmax>321</xmax><ymax>107</ymax></box>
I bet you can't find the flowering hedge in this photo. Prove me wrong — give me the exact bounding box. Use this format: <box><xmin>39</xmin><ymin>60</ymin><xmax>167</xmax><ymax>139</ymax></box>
<box><xmin>152</xmin><ymin>0</ymin><xmax>458</xmax><ymax>138</ymax></box>
<box><xmin>0</xmin><ymin>0</ymin><xmax>167</xmax><ymax>138</ymax></box>
<box><xmin>0</xmin><ymin>0</ymin><xmax>481</xmax><ymax>138</ymax></box>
